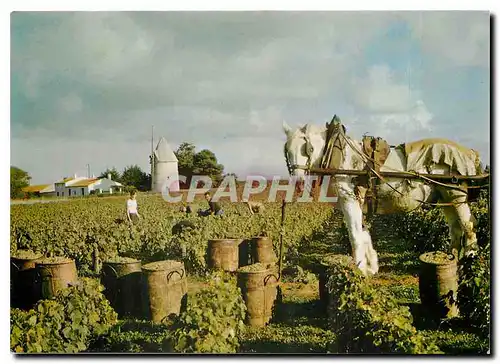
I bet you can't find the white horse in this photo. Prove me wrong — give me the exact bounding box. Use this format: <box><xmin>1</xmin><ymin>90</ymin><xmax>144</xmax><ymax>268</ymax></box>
<box><xmin>283</xmin><ymin>117</ymin><xmax>480</xmax><ymax>276</ymax></box>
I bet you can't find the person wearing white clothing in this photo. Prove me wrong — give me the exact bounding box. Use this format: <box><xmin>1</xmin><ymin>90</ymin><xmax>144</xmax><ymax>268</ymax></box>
<box><xmin>126</xmin><ymin>190</ymin><xmax>141</xmax><ymax>225</ymax></box>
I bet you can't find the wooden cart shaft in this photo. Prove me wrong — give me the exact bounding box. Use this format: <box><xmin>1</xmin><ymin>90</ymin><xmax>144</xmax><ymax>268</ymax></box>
<box><xmin>294</xmin><ymin>166</ymin><xmax>489</xmax><ymax>183</ymax></box>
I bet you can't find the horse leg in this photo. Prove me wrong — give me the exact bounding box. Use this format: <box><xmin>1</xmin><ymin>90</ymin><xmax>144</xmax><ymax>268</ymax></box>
<box><xmin>338</xmin><ymin>195</ymin><xmax>371</xmax><ymax>275</ymax></box>
<box><xmin>349</xmin><ymin>185</ymin><xmax>379</xmax><ymax>274</ymax></box>
<box><xmin>439</xmin><ymin>188</ymin><xmax>478</xmax><ymax>259</ymax></box>
<box><xmin>365</xmin><ymin>234</ymin><xmax>379</xmax><ymax>275</ymax></box>
<box><xmin>441</xmin><ymin>206</ymin><xmax>465</xmax><ymax>259</ymax></box>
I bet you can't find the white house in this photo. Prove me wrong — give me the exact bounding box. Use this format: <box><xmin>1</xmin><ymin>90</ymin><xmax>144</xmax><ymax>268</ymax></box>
<box><xmin>94</xmin><ymin>174</ymin><xmax>124</xmax><ymax>195</ymax></box>
<box><xmin>66</xmin><ymin>174</ymin><xmax>123</xmax><ymax>196</ymax></box>
<box><xmin>55</xmin><ymin>175</ymin><xmax>87</xmax><ymax>197</ymax></box>
<box><xmin>55</xmin><ymin>174</ymin><xmax>123</xmax><ymax>197</ymax></box>
<box><xmin>151</xmin><ymin>137</ymin><xmax>180</xmax><ymax>193</ymax></box>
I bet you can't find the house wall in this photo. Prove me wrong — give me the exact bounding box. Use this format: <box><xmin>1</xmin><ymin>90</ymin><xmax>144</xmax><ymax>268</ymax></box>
<box><xmin>96</xmin><ymin>179</ymin><xmax>123</xmax><ymax>194</ymax></box>
<box><xmin>65</xmin><ymin>185</ymin><xmax>91</xmax><ymax>197</ymax></box>
<box><xmin>62</xmin><ymin>178</ymin><xmax>87</xmax><ymax>197</ymax></box>
<box><xmin>53</xmin><ymin>177</ymin><xmax>122</xmax><ymax>197</ymax></box>
<box><xmin>55</xmin><ymin>183</ymin><xmax>66</xmax><ymax>197</ymax></box>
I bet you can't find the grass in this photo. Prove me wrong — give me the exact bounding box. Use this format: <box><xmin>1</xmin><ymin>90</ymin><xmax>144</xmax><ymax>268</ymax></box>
<box><xmin>239</xmin><ymin>282</ymin><xmax>336</xmax><ymax>353</ymax></box>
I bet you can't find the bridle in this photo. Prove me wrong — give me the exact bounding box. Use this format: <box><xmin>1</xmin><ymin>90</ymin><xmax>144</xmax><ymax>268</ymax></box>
<box><xmin>284</xmin><ymin>122</ymin><xmax>345</xmax><ymax>176</ymax></box>
<box><xmin>284</xmin><ymin>136</ymin><xmax>315</xmax><ymax>177</ymax></box>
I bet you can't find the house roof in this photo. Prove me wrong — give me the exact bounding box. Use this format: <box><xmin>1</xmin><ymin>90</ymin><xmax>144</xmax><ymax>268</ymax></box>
<box><xmin>154</xmin><ymin>137</ymin><xmax>178</xmax><ymax>162</ymax></box>
<box><xmin>22</xmin><ymin>184</ymin><xmax>50</xmax><ymax>193</ymax></box>
<box><xmin>56</xmin><ymin>177</ymin><xmax>74</xmax><ymax>184</ymax></box>
<box><xmin>69</xmin><ymin>178</ymin><xmax>100</xmax><ymax>187</ymax></box>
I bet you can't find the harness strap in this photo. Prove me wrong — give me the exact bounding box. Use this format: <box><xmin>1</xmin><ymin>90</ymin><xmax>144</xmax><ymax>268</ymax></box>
<box><xmin>340</xmin><ymin>133</ymin><xmax>470</xmax><ymax>208</ymax></box>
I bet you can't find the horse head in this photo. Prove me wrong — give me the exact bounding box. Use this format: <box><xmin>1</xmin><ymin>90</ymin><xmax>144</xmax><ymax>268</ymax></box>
<box><xmin>283</xmin><ymin>119</ymin><xmax>328</xmax><ymax>192</ymax></box>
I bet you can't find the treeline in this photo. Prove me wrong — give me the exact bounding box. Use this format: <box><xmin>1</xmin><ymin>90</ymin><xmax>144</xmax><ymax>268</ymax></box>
<box><xmin>100</xmin><ymin>142</ymin><xmax>226</xmax><ymax>191</ymax></box>
<box><xmin>10</xmin><ymin>142</ymin><xmax>229</xmax><ymax>198</ymax></box>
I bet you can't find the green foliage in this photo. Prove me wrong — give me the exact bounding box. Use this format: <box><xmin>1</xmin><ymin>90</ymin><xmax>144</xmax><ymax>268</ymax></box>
<box><xmin>457</xmin><ymin>244</ymin><xmax>490</xmax><ymax>339</ymax></box>
<box><xmin>174</xmin><ymin>142</ymin><xmax>224</xmax><ymax>184</ymax></box>
<box><xmin>419</xmin><ymin>329</ymin><xmax>489</xmax><ymax>355</ymax></box>
<box><xmin>10</xmin><ymin>187</ymin><xmax>490</xmax><ymax>355</ymax></box>
<box><xmin>224</xmin><ymin>172</ymin><xmax>238</xmax><ymax>180</ymax></box>
<box><xmin>193</xmin><ymin>149</ymin><xmax>224</xmax><ymax>184</ymax></box>
<box><xmin>121</xmin><ymin>165</ymin><xmax>150</xmax><ymax>191</ymax></box>
<box><xmin>324</xmin><ymin>255</ymin><xmax>442</xmax><ymax>354</ymax></box>
<box><xmin>281</xmin><ymin>265</ymin><xmax>318</xmax><ymax>284</ymax></box>
<box><xmin>11</xmin><ymin>278</ymin><xmax>118</xmax><ymax>353</ymax></box>
<box><xmin>383</xmin><ymin>190</ymin><xmax>491</xmax><ymax>341</ymax></box>
<box><xmin>175</xmin><ymin>142</ymin><xmax>196</xmax><ymax>171</ymax></box>
<box><xmin>11</xmin><ymin>197</ymin><xmax>333</xmax><ymax>277</ymax></box>
<box><xmin>240</xmin><ymin>324</ymin><xmax>336</xmax><ymax>353</ymax></box>
<box><xmin>456</xmin><ymin>190</ymin><xmax>491</xmax><ymax>340</ymax></box>
<box><xmin>470</xmin><ymin>189</ymin><xmax>490</xmax><ymax>248</ymax></box>
<box><xmin>98</xmin><ymin>167</ymin><xmax>121</xmax><ymax>182</ymax></box>
<box><xmin>387</xmin><ymin>189</ymin><xmax>490</xmax><ymax>255</ymax></box>
<box><xmin>385</xmin><ymin>208</ymin><xmax>450</xmax><ymax>254</ymax></box>
<box><xmin>170</xmin><ymin>271</ymin><xmax>247</xmax><ymax>353</ymax></box>
<box><xmin>11</xmin><ymin>166</ymin><xmax>31</xmax><ymax>199</ymax></box>
<box><xmin>87</xmin><ymin>320</ymin><xmax>173</xmax><ymax>353</ymax></box>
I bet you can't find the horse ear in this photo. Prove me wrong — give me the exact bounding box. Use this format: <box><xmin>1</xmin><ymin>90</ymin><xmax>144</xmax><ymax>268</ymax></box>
<box><xmin>332</xmin><ymin>115</ymin><xmax>340</xmax><ymax>124</ymax></box>
<box><xmin>283</xmin><ymin>120</ymin><xmax>292</xmax><ymax>136</ymax></box>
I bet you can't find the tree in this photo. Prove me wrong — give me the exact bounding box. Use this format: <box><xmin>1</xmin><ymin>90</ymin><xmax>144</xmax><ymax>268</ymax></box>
<box><xmin>11</xmin><ymin>166</ymin><xmax>31</xmax><ymax>199</ymax></box>
<box><xmin>174</xmin><ymin>142</ymin><xmax>225</xmax><ymax>185</ymax></box>
<box><xmin>175</xmin><ymin>142</ymin><xmax>196</xmax><ymax>172</ymax></box>
<box><xmin>121</xmin><ymin>165</ymin><xmax>150</xmax><ymax>191</ymax></box>
<box><xmin>193</xmin><ymin>149</ymin><xmax>224</xmax><ymax>184</ymax></box>
<box><xmin>224</xmin><ymin>173</ymin><xmax>238</xmax><ymax>180</ymax></box>
<box><xmin>98</xmin><ymin>167</ymin><xmax>121</xmax><ymax>182</ymax></box>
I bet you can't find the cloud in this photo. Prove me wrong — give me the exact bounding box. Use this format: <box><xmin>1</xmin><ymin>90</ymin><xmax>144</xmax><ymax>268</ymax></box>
<box><xmin>57</xmin><ymin>92</ymin><xmax>83</xmax><ymax>114</ymax></box>
<box><xmin>351</xmin><ymin>64</ymin><xmax>413</xmax><ymax>114</ymax></box>
<box><xmin>10</xmin><ymin>12</ymin><xmax>490</xmax><ymax>183</ymax></box>
<box><xmin>347</xmin><ymin>64</ymin><xmax>434</xmax><ymax>142</ymax></box>
<box><xmin>406</xmin><ymin>12</ymin><xmax>489</xmax><ymax>68</ymax></box>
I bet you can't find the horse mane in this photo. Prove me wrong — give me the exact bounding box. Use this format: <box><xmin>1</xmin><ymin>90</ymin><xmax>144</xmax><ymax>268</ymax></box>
<box><xmin>298</xmin><ymin>123</ymin><xmax>326</xmax><ymax>136</ymax></box>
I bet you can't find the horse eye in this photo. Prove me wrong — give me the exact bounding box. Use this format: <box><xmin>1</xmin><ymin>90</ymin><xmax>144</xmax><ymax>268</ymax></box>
<box><xmin>301</xmin><ymin>144</ymin><xmax>308</xmax><ymax>156</ymax></box>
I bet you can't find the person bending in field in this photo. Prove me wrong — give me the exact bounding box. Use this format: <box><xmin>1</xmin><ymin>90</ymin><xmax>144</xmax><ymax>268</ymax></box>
<box><xmin>242</xmin><ymin>198</ymin><xmax>265</xmax><ymax>215</ymax></box>
<box><xmin>199</xmin><ymin>192</ymin><xmax>223</xmax><ymax>216</ymax></box>
<box><xmin>179</xmin><ymin>204</ymin><xmax>193</xmax><ymax>216</ymax></box>
<box><xmin>126</xmin><ymin>190</ymin><xmax>141</xmax><ymax>225</ymax></box>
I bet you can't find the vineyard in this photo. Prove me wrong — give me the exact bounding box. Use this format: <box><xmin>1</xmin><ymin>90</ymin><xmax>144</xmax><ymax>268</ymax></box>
<box><xmin>10</xmin><ymin>191</ymin><xmax>491</xmax><ymax>354</ymax></box>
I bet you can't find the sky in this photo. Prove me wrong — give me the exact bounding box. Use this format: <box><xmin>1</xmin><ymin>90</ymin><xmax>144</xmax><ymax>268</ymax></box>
<box><xmin>10</xmin><ymin>11</ymin><xmax>490</xmax><ymax>184</ymax></box>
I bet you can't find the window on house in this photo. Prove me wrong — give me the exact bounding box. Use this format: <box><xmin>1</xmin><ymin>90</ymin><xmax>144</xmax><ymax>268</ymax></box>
<box><xmin>57</xmin><ymin>192</ymin><xmax>59</xmax><ymax>197</ymax></box>
<box><xmin>68</xmin><ymin>189</ymin><xmax>71</xmax><ymax>196</ymax></box>
<box><xmin>81</xmin><ymin>188</ymin><xmax>84</xmax><ymax>195</ymax></box>
<box><xmin>62</xmin><ymin>192</ymin><xmax>64</xmax><ymax>197</ymax></box>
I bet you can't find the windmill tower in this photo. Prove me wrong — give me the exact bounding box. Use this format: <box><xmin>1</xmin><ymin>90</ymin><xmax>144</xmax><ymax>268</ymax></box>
<box><xmin>150</xmin><ymin>132</ymin><xmax>179</xmax><ymax>193</ymax></box>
